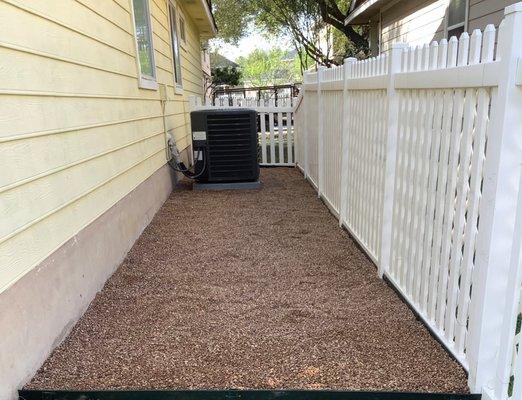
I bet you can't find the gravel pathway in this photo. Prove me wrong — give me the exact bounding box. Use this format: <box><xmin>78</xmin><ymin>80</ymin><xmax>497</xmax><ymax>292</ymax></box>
<box><xmin>26</xmin><ymin>168</ymin><xmax>468</xmax><ymax>393</ymax></box>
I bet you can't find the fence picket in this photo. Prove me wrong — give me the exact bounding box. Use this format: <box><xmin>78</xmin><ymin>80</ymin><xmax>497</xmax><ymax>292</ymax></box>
<box><xmin>340</xmin><ymin>58</ymin><xmax>356</xmax><ymax>227</ymax></box>
<box><xmin>260</xmin><ymin>111</ymin><xmax>268</xmax><ymax>164</ymax></box>
<box><xmin>278</xmin><ymin>105</ymin><xmax>284</xmax><ymax>164</ymax></box>
<box><xmin>408</xmin><ymin>89</ymin><xmax>425</xmax><ymax>298</ymax></box>
<box><xmin>416</xmin><ymin>88</ymin><xmax>435</xmax><ymax>308</ymax></box>
<box><xmin>287</xmin><ymin>108</ymin><xmax>293</xmax><ymax>164</ymax></box>
<box><xmin>418</xmin><ymin>42</ymin><xmax>440</xmax><ymax>311</ymax></box>
<box><xmin>456</xmin><ymin>25</ymin><xmax>496</xmax><ymax>355</ymax></box>
<box><xmin>427</xmin><ymin>38</ymin><xmax>449</xmax><ymax>320</ymax></box>
<box><xmin>443</xmin><ymin>32</ymin><xmax>472</xmax><ymax>343</ymax></box>
<box><xmin>390</xmin><ymin>89</ymin><xmax>407</xmax><ymax>278</ymax></box>
<box><xmin>269</xmin><ymin>99</ymin><xmax>276</xmax><ymax>164</ymax></box>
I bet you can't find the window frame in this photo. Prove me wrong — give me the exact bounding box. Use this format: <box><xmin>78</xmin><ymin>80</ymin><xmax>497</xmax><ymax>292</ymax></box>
<box><xmin>130</xmin><ymin>0</ymin><xmax>158</xmax><ymax>90</ymax></box>
<box><xmin>445</xmin><ymin>0</ymin><xmax>469</xmax><ymax>39</ymax></box>
<box><xmin>179</xmin><ymin>14</ymin><xmax>187</xmax><ymax>47</ymax></box>
<box><xmin>168</xmin><ymin>0</ymin><xmax>184</xmax><ymax>93</ymax></box>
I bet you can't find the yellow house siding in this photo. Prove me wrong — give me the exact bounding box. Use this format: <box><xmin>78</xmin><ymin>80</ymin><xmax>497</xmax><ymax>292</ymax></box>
<box><xmin>0</xmin><ymin>0</ymin><xmax>206</xmax><ymax>293</ymax></box>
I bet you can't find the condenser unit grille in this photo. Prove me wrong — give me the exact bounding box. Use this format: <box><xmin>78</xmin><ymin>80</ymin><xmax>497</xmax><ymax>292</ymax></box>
<box><xmin>206</xmin><ymin>112</ymin><xmax>258</xmax><ymax>181</ymax></box>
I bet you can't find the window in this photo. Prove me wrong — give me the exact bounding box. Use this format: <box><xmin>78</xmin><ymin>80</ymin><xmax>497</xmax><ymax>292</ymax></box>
<box><xmin>168</xmin><ymin>1</ymin><xmax>183</xmax><ymax>90</ymax></box>
<box><xmin>179</xmin><ymin>16</ymin><xmax>186</xmax><ymax>44</ymax></box>
<box><xmin>131</xmin><ymin>0</ymin><xmax>157</xmax><ymax>89</ymax></box>
<box><xmin>446</xmin><ymin>0</ymin><xmax>468</xmax><ymax>38</ymax></box>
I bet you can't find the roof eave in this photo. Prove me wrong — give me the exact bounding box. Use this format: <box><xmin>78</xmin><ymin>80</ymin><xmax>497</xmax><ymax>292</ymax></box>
<box><xmin>344</xmin><ymin>0</ymin><xmax>385</xmax><ymax>25</ymax></box>
<box><xmin>200</xmin><ymin>0</ymin><xmax>218</xmax><ymax>37</ymax></box>
<box><xmin>183</xmin><ymin>0</ymin><xmax>218</xmax><ymax>39</ymax></box>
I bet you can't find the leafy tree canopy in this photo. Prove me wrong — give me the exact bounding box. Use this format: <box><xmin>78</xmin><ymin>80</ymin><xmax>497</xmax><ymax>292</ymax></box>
<box><xmin>212</xmin><ymin>0</ymin><xmax>369</xmax><ymax>68</ymax></box>
<box><xmin>211</xmin><ymin>66</ymin><xmax>242</xmax><ymax>87</ymax></box>
<box><xmin>236</xmin><ymin>48</ymin><xmax>301</xmax><ymax>86</ymax></box>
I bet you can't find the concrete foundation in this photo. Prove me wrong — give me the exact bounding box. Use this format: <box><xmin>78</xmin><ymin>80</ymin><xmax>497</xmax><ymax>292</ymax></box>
<box><xmin>0</xmin><ymin>163</ymin><xmax>178</xmax><ymax>400</ymax></box>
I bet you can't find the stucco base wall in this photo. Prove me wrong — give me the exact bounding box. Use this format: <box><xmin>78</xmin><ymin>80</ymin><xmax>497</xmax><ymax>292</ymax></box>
<box><xmin>0</xmin><ymin>162</ymin><xmax>180</xmax><ymax>400</ymax></box>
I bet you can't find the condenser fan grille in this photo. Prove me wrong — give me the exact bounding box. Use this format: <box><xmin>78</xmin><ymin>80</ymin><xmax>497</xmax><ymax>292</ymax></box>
<box><xmin>205</xmin><ymin>112</ymin><xmax>259</xmax><ymax>181</ymax></box>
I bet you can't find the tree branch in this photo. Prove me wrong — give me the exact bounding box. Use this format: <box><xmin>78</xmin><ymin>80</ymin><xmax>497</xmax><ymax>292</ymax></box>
<box><xmin>316</xmin><ymin>0</ymin><xmax>367</xmax><ymax>50</ymax></box>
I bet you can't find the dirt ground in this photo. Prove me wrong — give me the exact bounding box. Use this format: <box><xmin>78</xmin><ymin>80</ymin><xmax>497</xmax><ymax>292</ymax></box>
<box><xmin>26</xmin><ymin>168</ymin><xmax>468</xmax><ymax>393</ymax></box>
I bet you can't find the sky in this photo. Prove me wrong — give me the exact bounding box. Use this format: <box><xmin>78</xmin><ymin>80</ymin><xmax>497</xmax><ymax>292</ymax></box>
<box><xmin>210</xmin><ymin>30</ymin><xmax>293</xmax><ymax>61</ymax></box>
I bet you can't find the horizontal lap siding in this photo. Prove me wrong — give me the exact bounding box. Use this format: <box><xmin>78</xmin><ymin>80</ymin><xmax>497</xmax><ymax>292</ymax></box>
<box><xmin>381</xmin><ymin>0</ymin><xmax>447</xmax><ymax>53</ymax></box>
<box><xmin>379</xmin><ymin>0</ymin><xmax>520</xmax><ymax>53</ymax></box>
<box><xmin>468</xmin><ymin>0</ymin><xmax>519</xmax><ymax>31</ymax></box>
<box><xmin>0</xmin><ymin>0</ymin><xmax>204</xmax><ymax>292</ymax></box>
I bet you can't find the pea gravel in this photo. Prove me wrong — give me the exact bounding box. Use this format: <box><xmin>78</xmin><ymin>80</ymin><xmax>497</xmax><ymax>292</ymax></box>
<box><xmin>26</xmin><ymin>168</ymin><xmax>468</xmax><ymax>393</ymax></box>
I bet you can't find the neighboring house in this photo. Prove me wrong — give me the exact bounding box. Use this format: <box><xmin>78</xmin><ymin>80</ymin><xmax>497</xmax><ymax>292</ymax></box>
<box><xmin>209</xmin><ymin>52</ymin><xmax>241</xmax><ymax>87</ymax></box>
<box><xmin>0</xmin><ymin>0</ymin><xmax>216</xmax><ymax>399</ymax></box>
<box><xmin>345</xmin><ymin>0</ymin><xmax>519</xmax><ymax>54</ymax></box>
<box><xmin>210</xmin><ymin>51</ymin><xmax>240</xmax><ymax>70</ymax></box>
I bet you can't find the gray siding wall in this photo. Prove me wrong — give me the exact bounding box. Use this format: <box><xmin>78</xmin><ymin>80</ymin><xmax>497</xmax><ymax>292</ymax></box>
<box><xmin>468</xmin><ymin>0</ymin><xmax>518</xmax><ymax>31</ymax></box>
<box><xmin>375</xmin><ymin>0</ymin><xmax>519</xmax><ymax>53</ymax></box>
<box><xmin>380</xmin><ymin>0</ymin><xmax>447</xmax><ymax>53</ymax></box>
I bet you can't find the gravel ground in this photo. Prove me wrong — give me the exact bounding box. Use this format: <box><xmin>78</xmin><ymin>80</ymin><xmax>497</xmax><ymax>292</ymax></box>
<box><xmin>26</xmin><ymin>168</ymin><xmax>468</xmax><ymax>393</ymax></box>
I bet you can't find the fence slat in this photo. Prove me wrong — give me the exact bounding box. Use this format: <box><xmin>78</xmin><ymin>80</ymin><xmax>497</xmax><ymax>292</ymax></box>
<box><xmin>287</xmin><ymin>110</ymin><xmax>293</xmax><ymax>164</ymax></box>
<box><xmin>427</xmin><ymin>38</ymin><xmax>450</xmax><ymax>320</ymax></box>
<box><xmin>260</xmin><ymin>111</ymin><xmax>267</xmax><ymax>164</ymax></box>
<box><xmin>278</xmin><ymin>107</ymin><xmax>284</xmax><ymax>164</ymax></box>
<box><xmin>416</xmin><ymin>88</ymin><xmax>435</xmax><ymax>309</ymax></box>
<box><xmin>456</xmin><ymin>26</ymin><xmax>495</xmax><ymax>355</ymax></box>
<box><xmin>269</xmin><ymin>99</ymin><xmax>276</xmax><ymax>164</ymax></box>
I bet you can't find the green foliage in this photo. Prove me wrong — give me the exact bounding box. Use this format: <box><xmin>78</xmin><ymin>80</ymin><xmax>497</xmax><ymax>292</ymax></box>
<box><xmin>236</xmin><ymin>48</ymin><xmax>301</xmax><ymax>86</ymax></box>
<box><xmin>211</xmin><ymin>0</ymin><xmax>254</xmax><ymax>44</ymax></box>
<box><xmin>211</xmin><ymin>66</ymin><xmax>242</xmax><ymax>87</ymax></box>
<box><xmin>211</xmin><ymin>0</ymin><xmax>368</xmax><ymax>68</ymax></box>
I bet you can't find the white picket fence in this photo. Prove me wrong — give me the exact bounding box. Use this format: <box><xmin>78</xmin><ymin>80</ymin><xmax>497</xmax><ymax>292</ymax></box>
<box><xmin>190</xmin><ymin>96</ymin><xmax>295</xmax><ymax>166</ymax></box>
<box><xmin>294</xmin><ymin>3</ymin><xmax>522</xmax><ymax>399</ymax></box>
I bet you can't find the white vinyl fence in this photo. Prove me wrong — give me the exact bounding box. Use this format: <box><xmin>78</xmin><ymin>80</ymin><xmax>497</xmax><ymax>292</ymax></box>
<box><xmin>190</xmin><ymin>96</ymin><xmax>295</xmax><ymax>167</ymax></box>
<box><xmin>294</xmin><ymin>3</ymin><xmax>522</xmax><ymax>399</ymax></box>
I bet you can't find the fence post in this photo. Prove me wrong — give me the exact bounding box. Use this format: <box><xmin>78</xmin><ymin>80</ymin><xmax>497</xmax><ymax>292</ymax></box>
<box><xmin>339</xmin><ymin>58</ymin><xmax>357</xmax><ymax>227</ymax></box>
<box><xmin>303</xmin><ymin>72</ymin><xmax>310</xmax><ymax>180</ymax></box>
<box><xmin>292</xmin><ymin>96</ymin><xmax>299</xmax><ymax>167</ymax></box>
<box><xmin>466</xmin><ymin>4</ymin><xmax>522</xmax><ymax>395</ymax></box>
<box><xmin>317</xmin><ymin>66</ymin><xmax>326</xmax><ymax>197</ymax></box>
<box><xmin>378</xmin><ymin>43</ymin><xmax>408</xmax><ymax>278</ymax></box>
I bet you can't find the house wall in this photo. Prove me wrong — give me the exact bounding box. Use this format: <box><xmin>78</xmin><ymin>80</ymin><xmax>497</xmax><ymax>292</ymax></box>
<box><xmin>0</xmin><ymin>0</ymin><xmax>207</xmax><ymax>398</ymax></box>
<box><xmin>377</xmin><ymin>0</ymin><xmax>520</xmax><ymax>53</ymax></box>
<box><xmin>0</xmin><ymin>163</ymin><xmax>177</xmax><ymax>400</ymax></box>
<box><xmin>0</xmin><ymin>0</ymin><xmax>203</xmax><ymax>301</ymax></box>
<box><xmin>468</xmin><ymin>0</ymin><xmax>518</xmax><ymax>31</ymax></box>
<box><xmin>380</xmin><ymin>0</ymin><xmax>448</xmax><ymax>53</ymax></box>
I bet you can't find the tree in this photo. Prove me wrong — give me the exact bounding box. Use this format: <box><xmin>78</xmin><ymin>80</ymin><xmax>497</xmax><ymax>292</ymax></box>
<box><xmin>207</xmin><ymin>52</ymin><xmax>242</xmax><ymax>92</ymax></box>
<box><xmin>212</xmin><ymin>0</ymin><xmax>369</xmax><ymax>68</ymax></box>
<box><xmin>211</xmin><ymin>66</ymin><xmax>242</xmax><ymax>87</ymax></box>
<box><xmin>236</xmin><ymin>48</ymin><xmax>301</xmax><ymax>86</ymax></box>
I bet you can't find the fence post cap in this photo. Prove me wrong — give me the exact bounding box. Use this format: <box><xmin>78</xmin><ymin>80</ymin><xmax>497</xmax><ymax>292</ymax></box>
<box><xmin>344</xmin><ymin>57</ymin><xmax>358</xmax><ymax>64</ymax></box>
<box><xmin>484</xmin><ymin>23</ymin><xmax>496</xmax><ymax>33</ymax></box>
<box><xmin>505</xmin><ymin>2</ymin><xmax>522</xmax><ymax>14</ymax></box>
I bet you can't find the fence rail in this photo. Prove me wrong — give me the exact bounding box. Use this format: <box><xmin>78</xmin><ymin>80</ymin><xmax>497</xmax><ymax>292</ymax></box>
<box><xmin>294</xmin><ymin>4</ymin><xmax>522</xmax><ymax>400</ymax></box>
<box><xmin>190</xmin><ymin>96</ymin><xmax>295</xmax><ymax>167</ymax></box>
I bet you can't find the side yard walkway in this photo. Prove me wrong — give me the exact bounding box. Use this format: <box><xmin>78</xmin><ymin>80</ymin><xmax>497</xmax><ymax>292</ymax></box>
<box><xmin>26</xmin><ymin>169</ymin><xmax>468</xmax><ymax>393</ymax></box>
